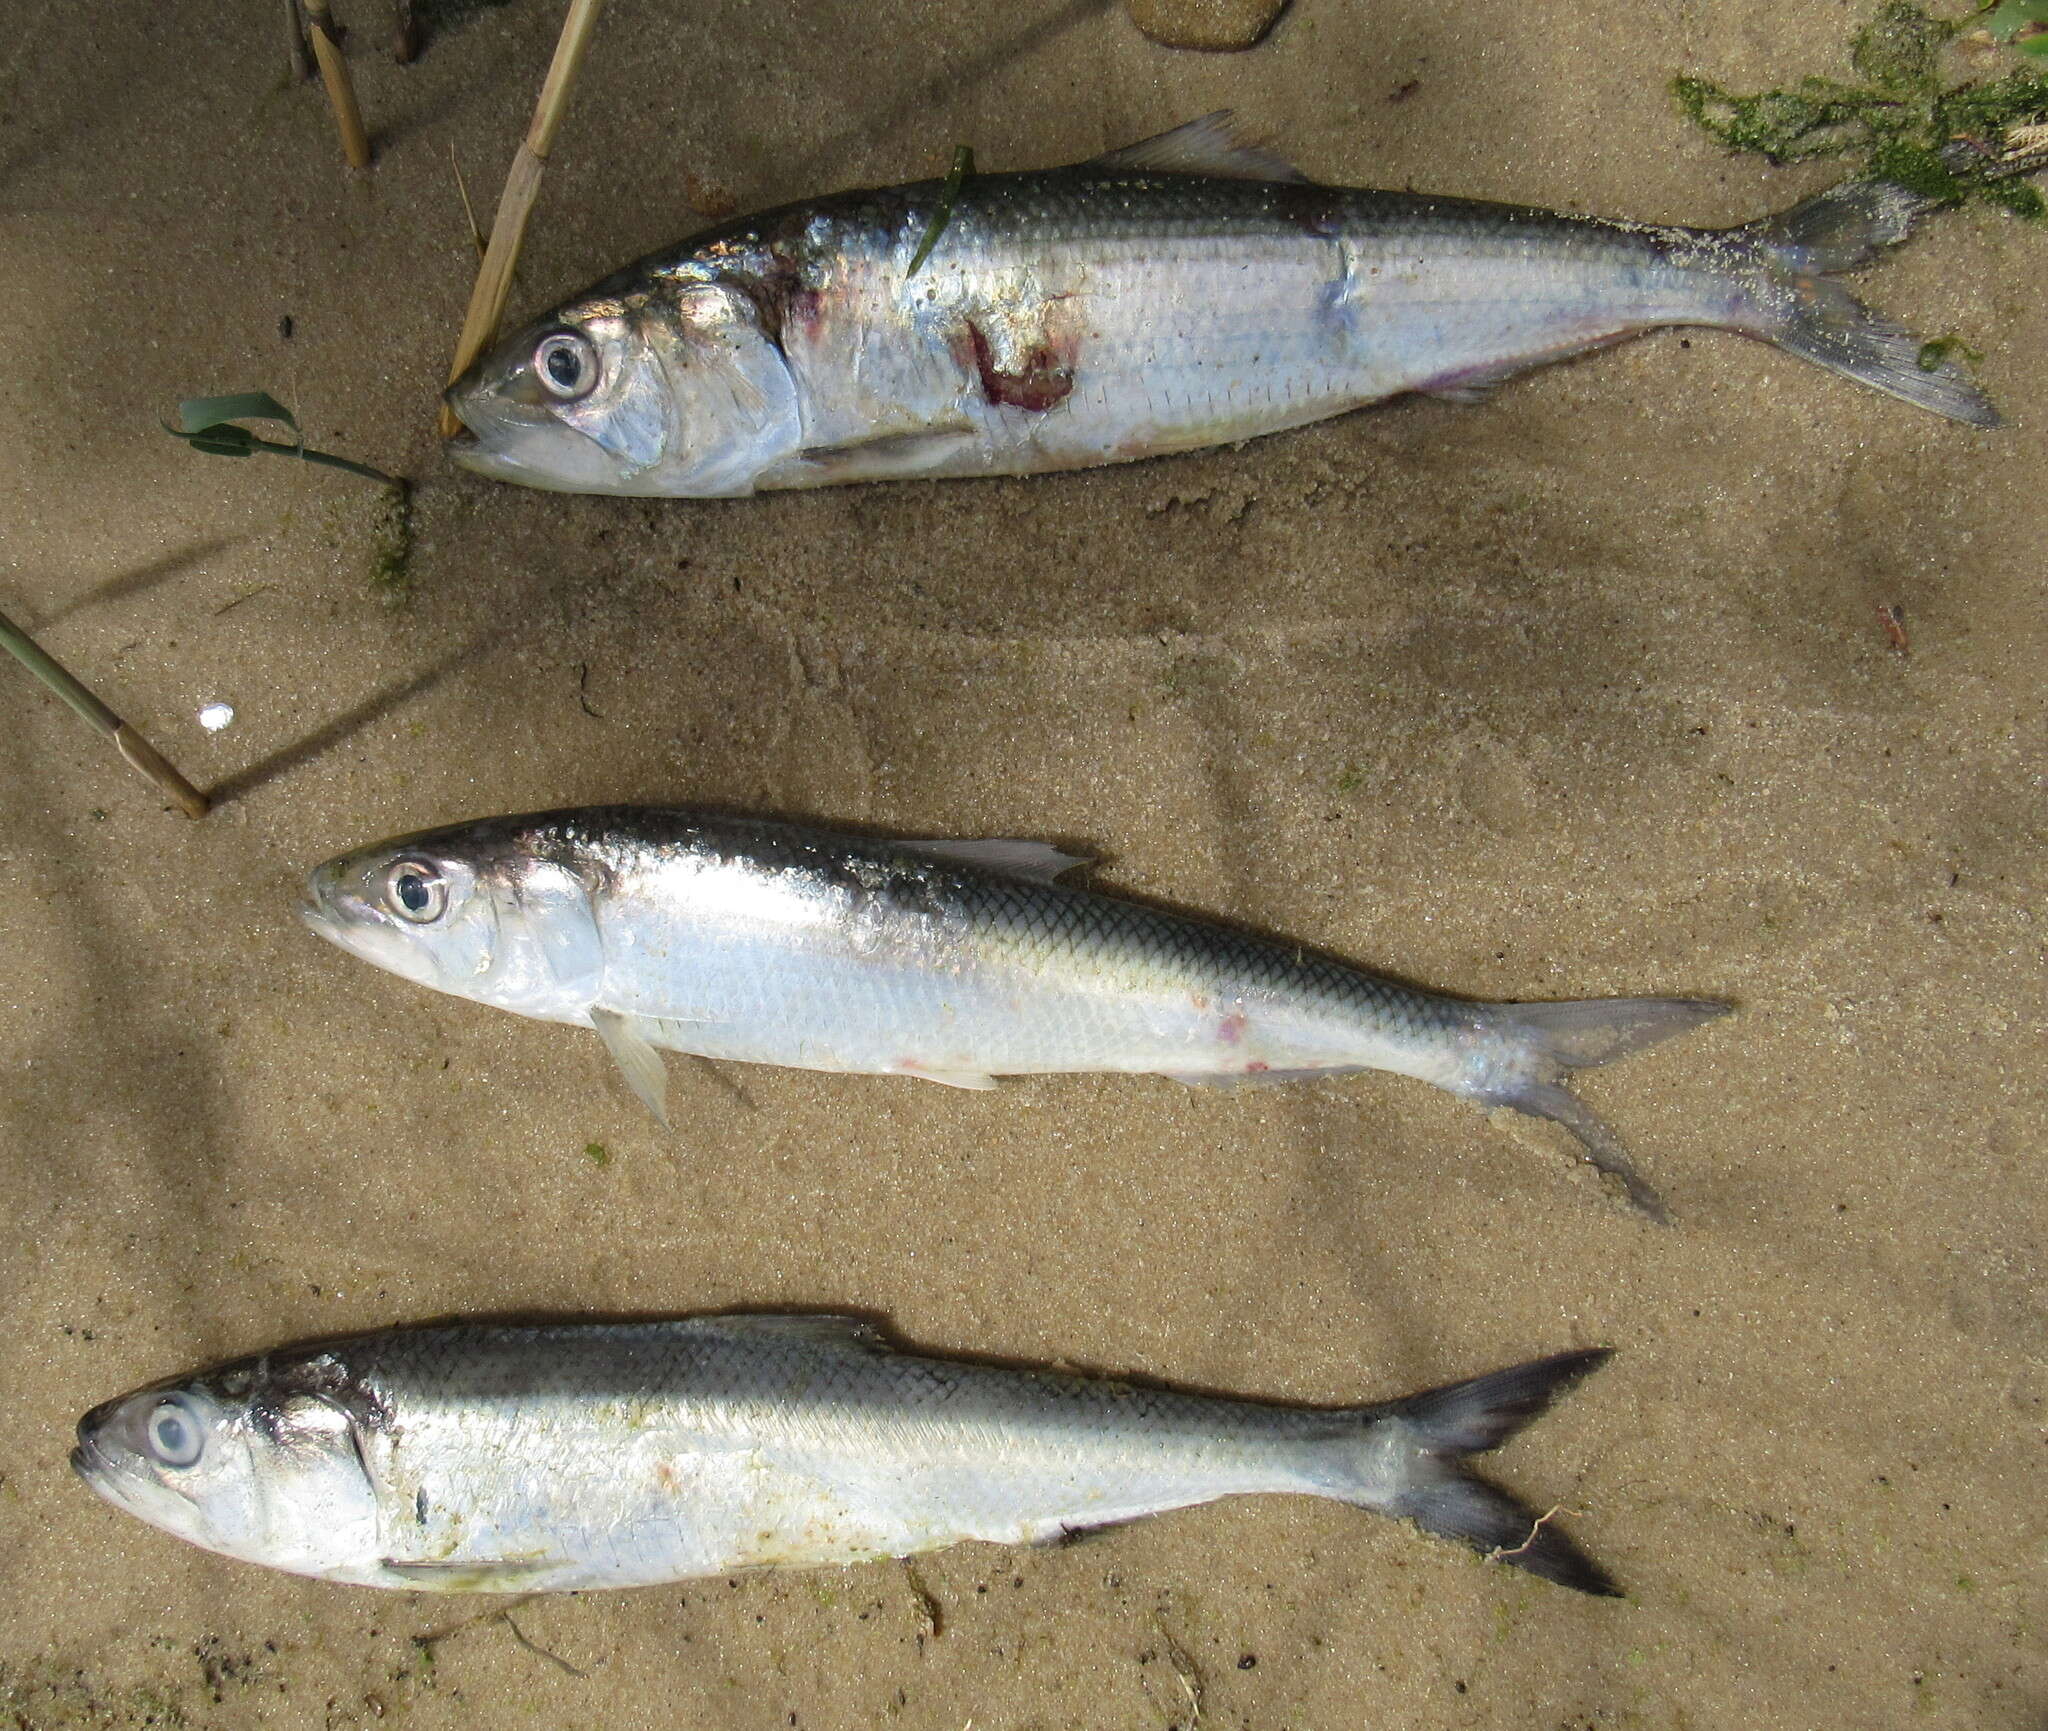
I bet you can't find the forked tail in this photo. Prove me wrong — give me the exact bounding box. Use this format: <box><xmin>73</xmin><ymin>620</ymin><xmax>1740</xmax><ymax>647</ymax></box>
<box><xmin>1336</xmin><ymin>1349</ymin><xmax>1619</xmax><ymax>1595</ymax></box>
<box><xmin>1718</xmin><ymin>178</ymin><xmax>1999</xmax><ymax>425</ymax></box>
<box><xmin>1467</xmin><ymin>996</ymin><xmax>1731</xmax><ymax>1224</ymax></box>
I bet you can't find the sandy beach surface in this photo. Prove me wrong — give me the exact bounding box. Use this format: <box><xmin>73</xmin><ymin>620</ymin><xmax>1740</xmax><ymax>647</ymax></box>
<box><xmin>2</xmin><ymin>0</ymin><xmax>2043</xmax><ymax>1725</ymax></box>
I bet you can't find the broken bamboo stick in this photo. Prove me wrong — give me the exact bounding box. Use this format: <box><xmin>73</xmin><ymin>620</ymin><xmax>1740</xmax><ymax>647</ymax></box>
<box><xmin>0</xmin><ymin>608</ymin><xmax>209</xmax><ymax>819</ymax></box>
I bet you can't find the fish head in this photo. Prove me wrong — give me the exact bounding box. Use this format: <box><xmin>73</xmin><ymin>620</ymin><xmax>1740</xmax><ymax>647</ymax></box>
<box><xmin>72</xmin><ymin>1355</ymin><xmax>382</xmax><ymax>1582</ymax></box>
<box><xmin>300</xmin><ymin>816</ymin><xmax>607</xmax><ymax>1022</ymax></box>
<box><xmin>445</xmin><ymin>274</ymin><xmax>800</xmax><ymax>497</ymax></box>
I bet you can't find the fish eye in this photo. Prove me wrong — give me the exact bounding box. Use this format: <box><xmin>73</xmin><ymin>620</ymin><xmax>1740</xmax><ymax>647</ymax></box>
<box><xmin>146</xmin><ymin>1396</ymin><xmax>205</xmax><ymax>1469</ymax></box>
<box><xmin>535</xmin><ymin>331</ymin><xmax>597</xmax><ymax>401</ymax></box>
<box><xmin>383</xmin><ymin>859</ymin><xmax>448</xmax><ymax>923</ymax></box>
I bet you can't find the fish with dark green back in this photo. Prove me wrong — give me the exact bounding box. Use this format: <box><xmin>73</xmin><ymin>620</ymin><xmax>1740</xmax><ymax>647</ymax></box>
<box><xmin>442</xmin><ymin>112</ymin><xmax>2000</xmax><ymax>496</ymax></box>
<box><xmin>300</xmin><ymin>808</ymin><xmax>1730</xmax><ymax>1220</ymax></box>
<box><xmin>73</xmin><ymin>1315</ymin><xmax>1620</xmax><ymax>1594</ymax></box>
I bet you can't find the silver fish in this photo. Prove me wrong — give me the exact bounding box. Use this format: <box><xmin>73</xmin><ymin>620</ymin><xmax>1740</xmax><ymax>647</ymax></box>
<box><xmin>73</xmin><ymin>1315</ymin><xmax>1618</xmax><ymax>1595</ymax></box>
<box><xmin>300</xmin><ymin>808</ymin><xmax>1728</xmax><ymax>1219</ymax></box>
<box><xmin>443</xmin><ymin>112</ymin><xmax>1995</xmax><ymax>497</ymax></box>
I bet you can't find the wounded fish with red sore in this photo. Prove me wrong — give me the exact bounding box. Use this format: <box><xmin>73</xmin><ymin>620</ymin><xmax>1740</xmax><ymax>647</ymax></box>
<box><xmin>442</xmin><ymin>112</ymin><xmax>1997</xmax><ymax>496</ymax></box>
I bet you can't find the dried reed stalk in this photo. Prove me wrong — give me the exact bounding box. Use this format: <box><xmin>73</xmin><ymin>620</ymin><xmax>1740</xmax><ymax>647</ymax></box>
<box><xmin>303</xmin><ymin>0</ymin><xmax>372</xmax><ymax>169</ymax></box>
<box><xmin>437</xmin><ymin>0</ymin><xmax>606</xmax><ymax>438</ymax></box>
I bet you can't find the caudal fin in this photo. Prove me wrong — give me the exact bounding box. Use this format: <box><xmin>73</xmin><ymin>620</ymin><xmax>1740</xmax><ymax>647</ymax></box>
<box><xmin>1725</xmin><ymin>179</ymin><xmax>2000</xmax><ymax>426</ymax></box>
<box><xmin>1347</xmin><ymin>1349</ymin><xmax>1619</xmax><ymax>1595</ymax></box>
<box><xmin>1472</xmin><ymin>997</ymin><xmax>1730</xmax><ymax>1224</ymax></box>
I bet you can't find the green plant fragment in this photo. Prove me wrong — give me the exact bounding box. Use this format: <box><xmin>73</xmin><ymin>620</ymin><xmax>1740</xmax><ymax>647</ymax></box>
<box><xmin>1986</xmin><ymin>0</ymin><xmax>2048</xmax><ymax>56</ymax></box>
<box><xmin>174</xmin><ymin>391</ymin><xmax>298</xmax><ymax>435</ymax></box>
<box><xmin>907</xmin><ymin>146</ymin><xmax>975</xmax><ymax>278</ymax></box>
<box><xmin>1672</xmin><ymin>2</ymin><xmax>2048</xmax><ymax>213</ymax></box>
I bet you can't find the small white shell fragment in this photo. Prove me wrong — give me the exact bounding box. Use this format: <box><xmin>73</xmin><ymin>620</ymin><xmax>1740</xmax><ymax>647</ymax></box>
<box><xmin>198</xmin><ymin>702</ymin><xmax>235</xmax><ymax>732</ymax></box>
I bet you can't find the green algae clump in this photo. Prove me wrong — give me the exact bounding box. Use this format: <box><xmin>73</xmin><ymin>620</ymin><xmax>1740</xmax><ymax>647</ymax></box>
<box><xmin>1674</xmin><ymin>2</ymin><xmax>2048</xmax><ymax>218</ymax></box>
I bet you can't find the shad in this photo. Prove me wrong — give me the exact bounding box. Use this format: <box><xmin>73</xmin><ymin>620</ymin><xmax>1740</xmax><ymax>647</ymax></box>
<box><xmin>302</xmin><ymin>808</ymin><xmax>1728</xmax><ymax>1220</ymax></box>
<box><xmin>443</xmin><ymin>113</ymin><xmax>1998</xmax><ymax>496</ymax></box>
<box><xmin>76</xmin><ymin>1316</ymin><xmax>1619</xmax><ymax>1594</ymax></box>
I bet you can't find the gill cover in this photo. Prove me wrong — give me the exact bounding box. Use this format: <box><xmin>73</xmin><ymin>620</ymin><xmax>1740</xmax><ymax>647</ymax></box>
<box><xmin>657</xmin><ymin>279</ymin><xmax>804</xmax><ymax>495</ymax></box>
<box><xmin>553</xmin><ymin>310</ymin><xmax>677</xmax><ymax>478</ymax></box>
<box><xmin>517</xmin><ymin>858</ymin><xmax>606</xmax><ymax>1007</ymax></box>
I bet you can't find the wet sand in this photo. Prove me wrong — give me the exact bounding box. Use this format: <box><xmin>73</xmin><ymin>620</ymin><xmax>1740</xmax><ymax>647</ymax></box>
<box><xmin>1</xmin><ymin>0</ymin><xmax>2043</xmax><ymax>1725</ymax></box>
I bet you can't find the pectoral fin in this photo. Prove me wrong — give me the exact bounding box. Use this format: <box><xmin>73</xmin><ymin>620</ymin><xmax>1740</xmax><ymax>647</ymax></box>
<box><xmin>591</xmin><ymin>1007</ymin><xmax>671</xmax><ymax>1126</ymax></box>
<box><xmin>796</xmin><ymin>427</ymin><xmax>982</xmax><ymax>480</ymax></box>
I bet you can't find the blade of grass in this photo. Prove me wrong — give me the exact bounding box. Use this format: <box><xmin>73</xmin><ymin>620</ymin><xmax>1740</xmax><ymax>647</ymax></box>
<box><xmin>302</xmin><ymin>0</ymin><xmax>372</xmax><ymax>169</ymax></box>
<box><xmin>174</xmin><ymin>392</ymin><xmax>299</xmax><ymax>434</ymax></box>
<box><xmin>166</xmin><ymin>424</ymin><xmax>399</xmax><ymax>486</ymax></box>
<box><xmin>164</xmin><ymin>393</ymin><xmax>400</xmax><ymax>486</ymax></box>
<box><xmin>0</xmin><ymin>608</ymin><xmax>209</xmax><ymax>818</ymax></box>
<box><xmin>907</xmin><ymin>146</ymin><xmax>974</xmax><ymax>277</ymax></box>
<box><xmin>437</xmin><ymin>0</ymin><xmax>607</xmax><ymax>439</ymax></box>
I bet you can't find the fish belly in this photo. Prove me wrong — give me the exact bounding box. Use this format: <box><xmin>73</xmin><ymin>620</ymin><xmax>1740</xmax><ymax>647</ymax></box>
<box><xmin>595</xmin><ymin>920</ymin><xmax>1458</xmax><ymax>1086</ymax></box>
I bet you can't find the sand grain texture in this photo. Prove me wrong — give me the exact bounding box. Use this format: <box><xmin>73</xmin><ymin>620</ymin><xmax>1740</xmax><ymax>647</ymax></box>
<box><xmin>0</xmin><ymin>0</ymin><xmax>2042</xmax><ymax>1726</ymax></box>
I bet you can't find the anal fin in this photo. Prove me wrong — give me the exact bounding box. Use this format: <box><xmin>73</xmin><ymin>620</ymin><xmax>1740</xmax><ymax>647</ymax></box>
<box><xmin>906</xmin><ymin>1068</ymin><xmax>999</xmax><ymax>1091</ymax></box>
<box><xmin>379</xmin><ymin>1557</ymin><xmax>568</xmax><ymax>1592</ymax></box>
<box><xmin>1162</xmin><ymin>1066</ymin><xmax>1363</xmax><ymax>1089</ymax></box>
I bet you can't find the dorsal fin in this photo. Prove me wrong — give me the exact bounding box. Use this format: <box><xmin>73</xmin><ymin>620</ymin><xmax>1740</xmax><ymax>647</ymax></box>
<box><xmin>897</xmin><ymin>838</ymin><xmax>1090</xmax><ymax>882</ymax></box>
<box><xmin>1085</xmin><ymin>112</ymin><xmax>1311</xmax><ymax>184</ymax></box>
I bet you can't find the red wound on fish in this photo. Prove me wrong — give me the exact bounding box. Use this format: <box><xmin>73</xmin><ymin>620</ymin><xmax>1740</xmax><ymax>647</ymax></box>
<box><xmin>961</xmin><ymin>321</ymin><xmax>1075</xmax><ymax>412</ymax></box>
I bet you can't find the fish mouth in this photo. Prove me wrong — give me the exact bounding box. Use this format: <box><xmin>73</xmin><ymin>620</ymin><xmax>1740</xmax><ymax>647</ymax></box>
<box><xmin>71</xmin><ymin>1423</ymin><xmax>204</xmax><ymax>1540</ymax></box>
<box><xmin>438</xmin><ymin>386</ymin><xmax>663</xmax><ymax>494</ymax></box>
<box><xmin>439</xmin><ymin>385</ymin><xmax>480</xmax><ymax>448</ymax></box>
<box><xmin>71</xmin><ymin>1422</ymin><xmax>137</xmax><ymax>1505</ymax></box>
<box><xmin>298</xmin><ymin>874</ymin><xmax>349</xmax><ymax>944</ymax></box>
<box><xmin>299</xmin><ymin>875</ymin><xmax>443</xmax><ymax>986</ymax></box>
<box><xmin>298</xmin><ymin>885</ymin><xmax>343</xmax><ymax>943</ymax></box>
<box><xmin>442</xmin><ymin>425</ymin><xmax>625</xmax><ymax>493</ymax></box>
